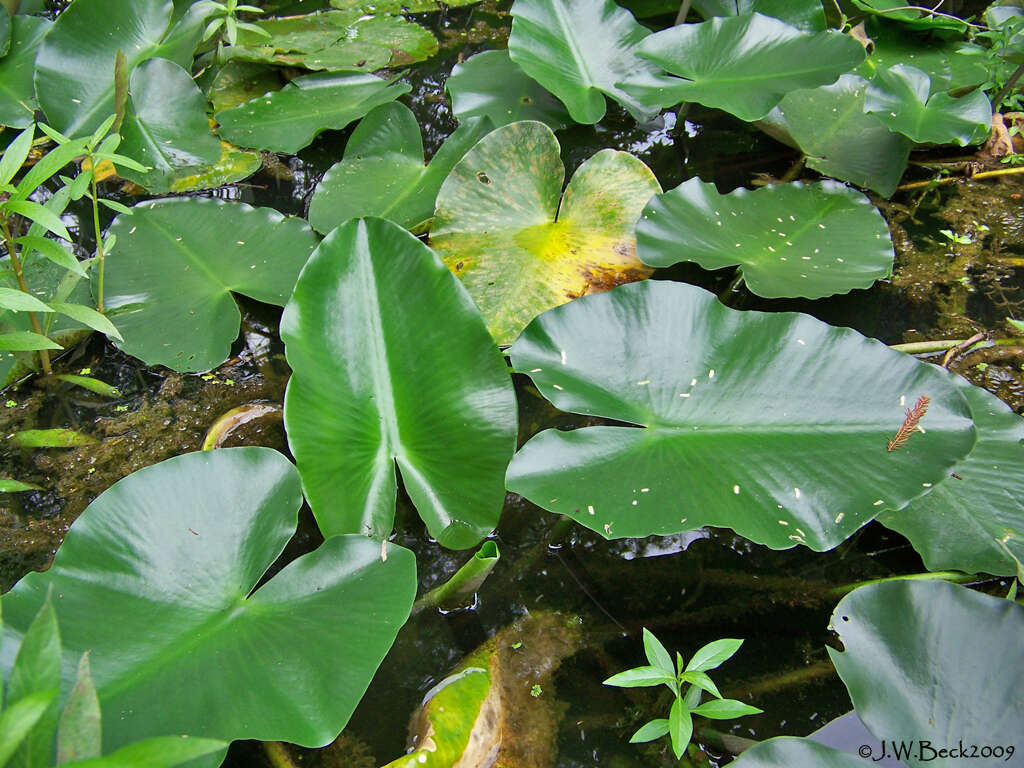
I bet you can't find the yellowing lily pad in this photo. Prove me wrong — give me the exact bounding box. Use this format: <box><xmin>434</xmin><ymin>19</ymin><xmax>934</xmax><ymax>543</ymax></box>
<box><xmin>430</xmin><ymin>121</ymin><xmax>660</xmax><ymax>345</ymax></box>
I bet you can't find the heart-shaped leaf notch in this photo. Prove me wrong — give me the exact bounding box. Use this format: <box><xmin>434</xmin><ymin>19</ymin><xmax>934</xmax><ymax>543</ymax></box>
<box><xmin>283</xmin><ymin>217</ymin><xmax>517</xmax><ymax>549</ymax></box>
<box><xmin>103</xmin><ymin>197</ymin><xmax>319</xmax><ymax>372</ymax></box>
<box><xmin>0</xmin><ymin>447</ymin><xmax>417</xmax><ymax>753</ymax></box>
<box><xmin>506</xmin><ymin>280</ymin><xmax>976</xmax><ymax>551</ymax></box>
<box><xmin>636</xmin><ymin>178</ymin><xmax>894</xmax><ymax>299</ymax></box>
<box><xmin>430</xmin><ymin>121</ymin><xmax>661</xmax><ymax>346</ymax></box>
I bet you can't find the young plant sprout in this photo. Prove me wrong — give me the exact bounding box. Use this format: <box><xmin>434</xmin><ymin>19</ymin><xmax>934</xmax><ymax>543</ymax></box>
<box><xmin>604</xmin><ymin>630</ymin><xmax>762</xmax><ymax>760</ymax></box>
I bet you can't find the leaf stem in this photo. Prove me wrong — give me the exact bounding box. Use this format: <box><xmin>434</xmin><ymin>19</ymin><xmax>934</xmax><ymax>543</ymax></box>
<box><xmin>675</xmin><ymin>0</ymin><xmax>692</xmax><ymax>25</ymax></box>
<box><xmin>717</xmin><ymin>269</ymin><xmax>745</xmax><ymax>306</ymax></box>
<box><xmin>90</xmin><ymin>166</ymin><xmax>105</xmax><ymax>313</ymax></box>
<box><xmin>0</xmin><ymin>217</ymin><xmax>51</xmax><ymax>375</ymax></box>
<box><xmin>262</xmin><ymin>741</ymin><xmax>299</xmax><ymax>768</ymax></box>
<box><xmin>896</xmin><ymin>165</ymin><xmax>1024</xmax><ymax>191</ymax></box>
<box><xmin>889</xmin><ymin>336</ymin><xmax>1023</xmax><ymax>354</ymax></box>
<box><xmin>992</xmin><ymin>61</ymin><xmax>1024</xmax><ymax>111</ymax></box>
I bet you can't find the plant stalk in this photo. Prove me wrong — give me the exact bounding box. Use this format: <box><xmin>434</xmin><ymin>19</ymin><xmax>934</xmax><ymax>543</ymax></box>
<box><xmin>1</xmin><ymin>218</ymin><xmax>51</xmax><ymax>375</ymax></box>
<box><xmin>90</xmin><ymin>168</ymin><xmax>106</xmax><ymax>313</ymax></box>
<box><xmin>412</xmin><ymin>540</ymin><xmax>500</xmax><ymax>614</ymax></box>
<box><xmin>897</xmin><ymin>165</ymin><xmax>1024</xmax><ymax>191</ymax></box>
<box><xmin>717</xmin><ymin>269</ymin><xmax>745</xmax><ymax>306</ymax></box>
<box><xmin>992</xmin><ymin>60</ymin><xmax>1024</xmax><ymax>111</ymax></box>
<box><xmin>675</xmin><ymin>0</ymin><xmax>692</xmax><ymax>25</ymax></box>
<box><xmin>262</xmin><ymin>741</ymin><xmax>298</xmax><ymax>768</ymax></box>
<box><xmin>890</xmin><ymin>337</ymin><xmax>1023</xmax><ymax>354</ymax></box>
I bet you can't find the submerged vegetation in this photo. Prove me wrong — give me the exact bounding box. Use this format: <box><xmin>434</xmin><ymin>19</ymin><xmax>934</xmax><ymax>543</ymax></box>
<box><xmin>0</xmin><ymin>0</ymin><xmax>1021</xmax><ymax>765</ymax></box>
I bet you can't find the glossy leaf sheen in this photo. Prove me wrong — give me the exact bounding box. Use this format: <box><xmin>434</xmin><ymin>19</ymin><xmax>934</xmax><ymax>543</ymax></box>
<box><xmin>431</xmin><ymin>121</ymin><xmax>660</xmax><ymax>345</ymax></box>
<box><xmin>33</xmin><ymin>0</ymin><xmax>196</xmax><ymax>137</ymax></box>
<box><xmin>0</xmin><ymin>448</ymin><xmax>417</xmax><ymax>751</ymax></box>
<box><xmin>880</xmin><ymin>380</ymin><xmax>1024</xmax><ymax>576</ymax></box>
<box><xmin>282</xmin><ymin>218</ymin><xmax>516</xmax><ymax>548</ymax></box>
<box><xmin>506</xmin><ymin>281</ymin><xmax>976</xmax><ymax>550</ymax></box>
<box><xmin>828</xmin><ymin>581</ymin><xmax>1024</xmax><ymax>766</ymax></box>
<box><xmin>216</xmin><ymin>70</ymin><xmax>411</xmax><ymax>153</ymax></box>
<box><xmin>118</xmin><ymin>58</ymin><xmax>222</xmax><ymax>193</ymax></box>
<box><xmin>765</xmin><ymin>74</ymin><xmax>912</xmax><ymax>197</ymax></box>
<box><xmin>693</xmin><ymin>0</ymin><xmax>826</xmax><ymax>31</ymax></box>
<box><xmin>730</xmin><ymin>737</ymin><xmax>866</xmax><ymax>767</ymax></box>
<box><xmin>308</xmin><ymin>103</ymin><xmax>492</xmax><ymax>233</ymax></box>
<box><xmin>102</xmin><ymin>198</ymin><xmax>318</xmax><ymax>372</ymax></box>
<box><xmin>637</xmin><ymin>179</ymin><xmax>894</xmax><ymax>299</ymax></box>
<box><xmin>864</xmin><ymin>64</ymin><xmax>992</xmax><ymax>146</ymax></box>
<box><xmin>0</xmin><ymin>17</ymin><xmax>50</xmax><ymax>129</ymax></box>
<box><xmin>508</xmin><ymin>0</ymin><xmax>674</xmax><ymax>124</ymax></box>
<box><xmin>634</xmin><ymin>13</ymin><xmax>865</xmax><ymax>122</ymax></box>
<box><xmin>446</xmin><ymin>50</ymin><xmax>570</xmax><ymax>130</ymax></box>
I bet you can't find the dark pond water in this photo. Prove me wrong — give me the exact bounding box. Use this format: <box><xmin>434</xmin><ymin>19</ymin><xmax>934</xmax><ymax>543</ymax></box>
<box><xmin>1</xmin><ymin>2</ymin><xmax>1022</xmax><ymax>766</ymax></box>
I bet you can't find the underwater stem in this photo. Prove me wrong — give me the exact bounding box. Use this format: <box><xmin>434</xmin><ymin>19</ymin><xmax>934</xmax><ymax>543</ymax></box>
<box><xmin>1</xmin><ymin>218</ymin><xmax>51</xmax><ymax>375</ymax></box>
<box><xmin>675</xmin><ymin>0</ymin><xmax>692</xmax><ymax>25</ymax></box>
<box><xmin>890</xmin><ymin>337</ymin><xmax>1023</xmax><ymax>354</ymax></box>
<box><xmin>262</xmin><ymin>741</ymin><xmax>298</xmax><ymax>768</ymax></box>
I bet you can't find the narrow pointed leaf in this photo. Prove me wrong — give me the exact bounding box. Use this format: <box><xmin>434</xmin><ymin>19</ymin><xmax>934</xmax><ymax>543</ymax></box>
<box><xmin>3</xmin><ymin>201</ymin><xmax>71</xmax><ymax>241</ymax></box>
<box><xmin>0</xmin><ymin>448</ymin><xmax>417</xmax><ymax>751</ymax></box>
<box><xmin>0</xmin><ymin>287</ymin><xmax>52</xmax><ymax>313</ymax></box>
<box><xmin>59</xmin><ymin>736</ymin><xmax>228</xmax><ymax>768</ymax></box>
<box><xmin>102</xmin><ymin>198</ymin><xmax>318</xmax><ymax>371</ymax></box>
<box><xmin>634</xmin><ymin>13</ymin><xmax>865</xmax><ymax>122</ymax></box>
<box><xmin>13</xmin><ymin>237</ymin><xmax>86</xmax><ymax>278</ymax></box>
<box><xmin>7</xmin><ymin>597</ymin><xmax>61</xmax><ymax>767</ymax></box>
<box><xmin>602</xmin><ymin>665</ymin><xmax>676</xmax><ymax>688</ymax></box>
<box><xmin>0</xmin><ymin>479</ymin><xmax>42</xmax><ymax>493</ymax></box>
<box><xmin>56</xmin><ymin>653</ymin><xmax>102</xmax><ymax>764</ymax></box>
<box><xmin>686</xmin><ymin>638</ymin><xmax>744</xmax><ymax>672</ymax></box>
<box><xmin>216</xmin><ymin>71</ymin><xmax>411</xmax><ymax>153</ymax></box>
<box><xmin>0</xmin><ymin>692</ymin><xmax>57</xmax><ymax>767</ymax></box>
<box><xmin>506</xmin><ymin>281</ymin><xmax>976</xmax><ymax>550</ymax></box>
<box><xmin>8</xmin><ymin>429</ymin><xmax>98</xmax><ymax>448</ymax></box>
<box><xmin>679</xmin><ymin>670</ymin><xmax>721</xmax><ymax>698</ymax></box>
<box><xmin>637</xmin><ymin>179</ymin><xmax>894</xmax><ymax>299</ymax></box>
<box><xmin>0</xmin><ymin>126</ymin><xmax>33</xmax><ymax>187</ymax></box>
<box><xmin>669</xmin><ymin>698</ymin><xmax>692</xmax><ymax>759</ymax></box>
<box><xmin>282</xmin><ymin>218</ymin><xmax>516</xmax><ymax>548</ymax></box>
<box><xmin>692</xmin><ymin>698</ymin><xmax>763</xmax><ymax>719</ymax></box>
<box><xmin>308</xmin><ymin>103</ymin><xmax>493</xmax><ymax>234</ymax></box>
<box><xmin>630</xmin><ymin>719</ymin><xmax>670</xmax><ymax>743</ymax></box>
<box><xmin>642</xmin><ymin>628</ymin><xmax>674</xmax><ymax>675</ymax></box>
<box><xmin>48</xmin><ymin>302</ymin><xmax>122</xmax><ymax>342</ymax></box>
<box><xmin>0</xmin><ymin>332</ymin><xmax>62</xmax><ymax>352</ymax></box>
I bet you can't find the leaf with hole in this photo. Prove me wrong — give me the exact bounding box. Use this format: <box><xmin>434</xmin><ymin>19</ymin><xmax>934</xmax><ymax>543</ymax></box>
<box><xmin>506</xmin><ymin>281</ymin><xmax>976</xmax><ymax>550</ymax></box>
<box><xmin>282</xmin><ymin>217</ymin><xmax>516</xmax><ymax>548</ymax></box>
<box><xmin>216</xmin><ymin>70</ymin><xmax>411</xmax><ymax>153</ymax></box>
<box><xmin>637</xmin><ymin>179</ymin><xmax>894</xmax><ymax>299</ymax></box>
<box><xmin>0</xmin><ymin>448</ymin><xmax>418</xmax><ymax>755</ymax></box>
<box><xmin>308</xmin><ymin>103</ymin><xmax>492</xmax><ymax>234</ymax></box>
<box><xmin>101</xmin><ymin>197</ymin><xmax>318</xmax><ymax>372</ymax></box>
<box><xmin>632</xmin><ymin>13</ymin><xmax>865</xmax><ymax>122</ymax></box>
<box><xmin>430</xmin><ymin>121</ymin><xmax>660</xmax><ymax>345</ymax></box>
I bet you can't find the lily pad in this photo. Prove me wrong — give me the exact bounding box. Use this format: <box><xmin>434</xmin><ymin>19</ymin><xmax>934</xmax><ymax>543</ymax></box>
<box><xmin>0</xmin><ymin>447</ymin><xmax>418</xmax><ymax>752</ymax></box>
<box><xmin>0</xmin><ymin>16</ymin><xmax>49</xmax><ymax>129</ymax></box>
<box><xmin>446</xmin><ymin>50</ymin><xmax>570</xmax><ymax>130</ymax></box>
<box><xmin>860</xmin><ymin>23</ymin><xmax>989</xmax><ymax>92</ymax></box>
<box><xmin>164</xmin><ymin>137</ymin><xmax>262</xmax><ymax>194</ymax></box>
<box><xmin>118</xmin><ymin>58</ymin><xmax>223</xmax><ymax>194</ymax></box>
<box><xmin>850</xmin><ymin>0</ymin><xmax>969</xmax><ymax>33</ymax></box>
<box><xmin>507</xmin><ymin>0</ymin><xmax>676</xmax><ymax>124</ymax></box>
<box><xmin>828</xmin><ymin>581</ymin><xmax>1023</xmax><ymax>766</ymax></box>
<box><xmin>308</xmin><ymin>103</ymin><xmax>493</xmax><ymax>234</ymax></box>
<box><xmin>633</xmin><ymin>13</ymin><xmax>865</xmax><ymax>122</ymax></box>
<box><xmin>692</xmin><ymin>0</ymin><xmax>826</xmax><ymax>31</ymax></box>
<box><xmin>102</xmin><ymin>197</ymin><xmax>318</xmax><ymax>372</ymax></box>
<box><xmin>506</xmin><ymin>280</ymin><xmax>976</xmax><ymax>550</ymax></box>
<box><xmin>33</xmin><ymin>0</ymin><xmax>206</xmax><ymax>137</ymax></box>
<box><xmin>282</xmin><ymin>217</ymin><xmax>517</xmax><ymax>549</ymax></box>
<box><xmin>879</xmin><ymin>380</ymin><xmax>1024</xmax><ymax>576</ymax></box>
<box><xmin>430</xmin><ymin>121</ymin><xmax>660</xmax><ymax>345</ymax></box>
<box><xmin>762</xmin><ymin>74</ymin><xmax>912</xmax><ymax>196</ymax></box>
<box><xmin>864</xmin><ymin>64</ymin><xmax>991</xmax><ymax>146</ymax></box>
<box><xmin>208</xmin><ymin>61</ymin><xmax>283</xmax><ymax>113</ymax></box>
<box><xmin>216</xmin><ymin>70</ymin><xmax>410</xmax><ymax>153</ymax></box>
<box><xmin>636</xmin><ymin>179</ymin><xmax>894</xmax><ymax>299</ymax></box>
<box><xmin>227</xmin><ymin>9</ymin><xmax>437</xmax><ymax>71</ymax></box>
<box><xmin>731</xmin><ymin>738</ymin><xmax>866</xmax><ymax>767</ymax></box>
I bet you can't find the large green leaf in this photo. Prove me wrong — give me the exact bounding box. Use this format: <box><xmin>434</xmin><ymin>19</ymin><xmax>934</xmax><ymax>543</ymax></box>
<box><xmin>692</xmin><ymin>0</ymin><xmax>826</xmax><ymax>31</ymax></box>
<box><xmin>762</xmin><ymin>74</ymin><xmax>912</xmax><ymax>197</ymax></box>
<box><xmin>225</xmin><ymin>9</ymin><xmax>437</xmax><ymax>71</ymax></box>
<box><xmin>864</xmin><ymin>65</ymin><xmax>991</xmax><ymax>146</ymax></box>
<box><xmin>730</xmin><ymin>736</ymin><xmax>876</xmax><ymax>767</ymax></box>
<box><xmin>860</xmin><ymin>23</ymin><xmax>989</xmax><ymax>92</ymax></box>
<box><xmin>506</xmin><ymin>281</ymin><xmax>976</xmax><ymax>550</ymax></box>
<box><xmin>880</xmin><ymin>380</ymin><xmax>1024</xmax><ymax>576</ymax></box>
<box><xmin>216</xmin><ymin>70</ymin><xmax>410</xmax><ymax>153</ymax></box>
<box><xmin>0</xmin><ymin>8</ymin><xmax>9</xmax><ymax>56</ymax></box>
<box><xmin>0</xmin><ymin>448</ymin><xmax>417</xmax><ymax>753</ymax></box>
<box><xmin>828</xmin><ymin>581</ymin><xmax>1023</xmax><ymax>767</ymax></box>
<box><xmin>118</xmin><ymin>58</ymin><xmax>222</xmax><ymax>193</ymax></box>
<box><xmin>445</xmin><ymin>50</ymin><xmax>570</xmax><ymax>131</ymax></box>
<box><xmin>507</xmin><ymin>0</ymin><xmax>676</xmax><ymax>124</ymax></box>
<box><xmin>430</xmin><ymin>121</ymin><xmax>660</xmax><ymax>345</ymax></box>
<box><xmin>33</xmin><ymin>0</ymin><xmax>204</xmax><ymax>137</ymax></box>
<box><xmin>0</xmin><ymin>17</ymin><xmax>49</xmax><ymax>129</ymax></box>
<box><xmin>308</xmin><ymin>103</ymin><xmax>492</xmax><ymax>234</ymax></box>
<box><xmin>102</xmin><ymin>197</ymin><xmax>318</xmax><ymax>372</ymax></box>
<box><xmin>633</xmin><ymin>13</ymin><xmax>865</xmax><ymax>122</ymax></box>
<box><xmin>850</xmin><ymin>0</ymin><xmax>969</xmax><ymax>33</ymax></box>
<box><xmin>208</xmin><ymin>61</ymin><xmax>283</xmax><ymax>113</ymax></box>
<box><xmin>282</xmin><ymin>217</ymin><xmax>516</xmax><ymax>548</ymax></box>
<box><xmin>636</xmin><ymin>179</ymin><xmax>894</xmax><ymax>299</ymax></box>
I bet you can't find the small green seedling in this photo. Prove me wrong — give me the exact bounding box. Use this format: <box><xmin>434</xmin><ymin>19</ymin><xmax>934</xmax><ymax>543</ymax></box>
<box><xmin>604</xmin><ymin>630</ymin><xmax>762</xmax><ymax>760</ymax></box>
<box><xmin>939</xmin><ymin>229</ymin><xmax>973</xmax><ymax>245</ymax></box>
